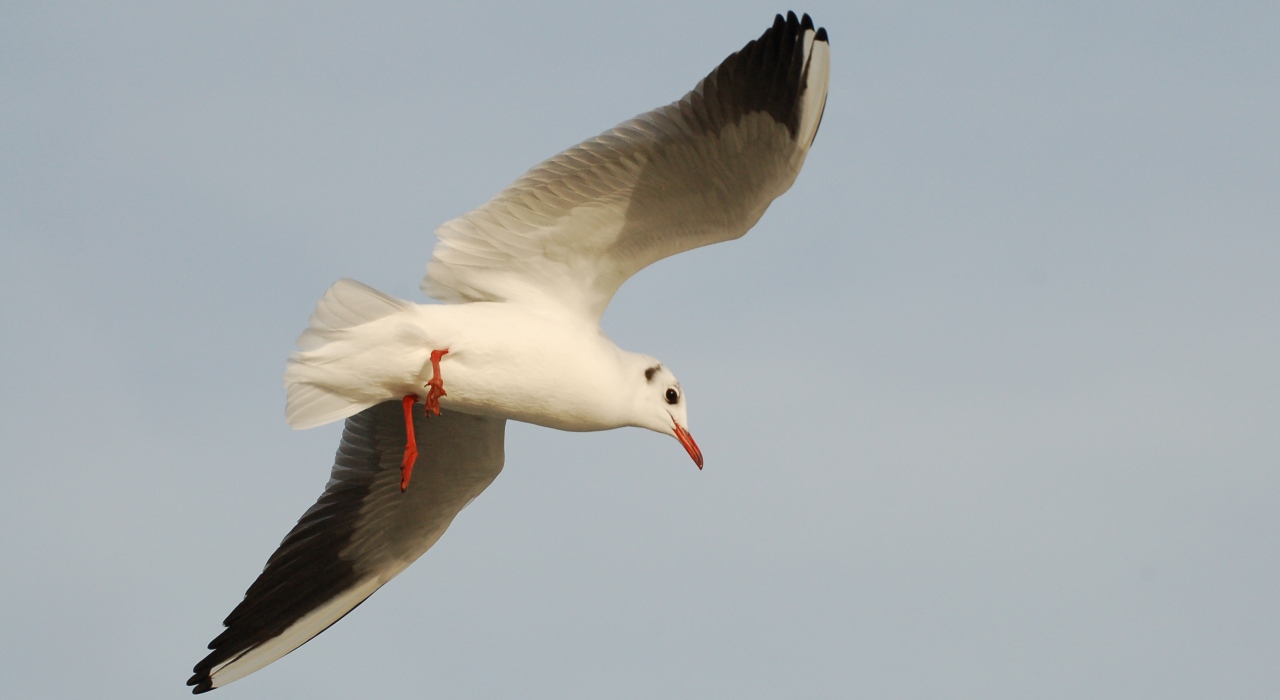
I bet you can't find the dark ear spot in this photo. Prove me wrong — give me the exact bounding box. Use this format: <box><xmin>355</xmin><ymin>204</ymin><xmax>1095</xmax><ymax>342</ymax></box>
<box><xmin>644</xmin><ymin>365</ymin><xmax>661</xmax><ymax>382</ymax></box>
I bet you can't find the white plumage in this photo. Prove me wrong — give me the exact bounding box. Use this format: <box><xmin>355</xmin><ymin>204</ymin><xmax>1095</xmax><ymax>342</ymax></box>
<box><xmin>191</xmin><ymin>12</ymin><xmax>829</xmax><ymax>694</ymax></box>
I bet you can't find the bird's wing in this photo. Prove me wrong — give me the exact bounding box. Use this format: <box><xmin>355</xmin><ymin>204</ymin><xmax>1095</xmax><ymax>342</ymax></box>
<box><xmin>422</xmin><ymin>12</ymin><xmax>829</xmax><ymax>321</ymax></box>
<box><xmin>188</xmin><ymin>402</ymin><xmax>506</xmax><ymax>694</ymax></box>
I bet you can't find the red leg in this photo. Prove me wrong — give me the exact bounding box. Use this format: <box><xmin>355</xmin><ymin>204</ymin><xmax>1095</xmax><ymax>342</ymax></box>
<box><xmin>400</xmin><ymin>349</ymin><xmax>449</xmax><ymax>493</ymax></box>
<box><xmin>423</xmin><ymin>348</ymin><xmax>450</xmax><ymax>416</ymax></box>
<box><xmin>400</xmin><ymin>395</ymin><xmax>418</xmax><ymax>492</ymax></box>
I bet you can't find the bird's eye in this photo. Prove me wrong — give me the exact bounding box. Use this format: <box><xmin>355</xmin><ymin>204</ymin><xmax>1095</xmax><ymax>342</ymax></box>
<box><xmin>665</xmin><ymin>388</ymin><xmax>679</xmax><ymax>405</ymax></box>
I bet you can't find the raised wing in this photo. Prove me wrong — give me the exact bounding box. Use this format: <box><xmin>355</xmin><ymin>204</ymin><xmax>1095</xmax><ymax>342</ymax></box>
<box><xmin>423</xmin><ymin>12</ymin><xmax>830</xmax><ymax>321</ymax></box>
<box><xmin>188</xmin><ymin>403</ymin><xmax>505</xmax><ymax>693</ymax></box>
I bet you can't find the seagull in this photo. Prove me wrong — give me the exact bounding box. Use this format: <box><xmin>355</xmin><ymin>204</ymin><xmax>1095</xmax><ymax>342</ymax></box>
<box><xmin>189</xmin><ymin>12</ymin><xmax>828</xmax><ymax>693</ymax></box>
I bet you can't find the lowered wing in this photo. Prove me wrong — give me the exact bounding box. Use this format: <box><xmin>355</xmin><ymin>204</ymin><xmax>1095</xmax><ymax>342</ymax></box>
<box><xmin>188</xmin><ymin>402</ymin><xmax>505</xmax><ymax>693</ymax></box>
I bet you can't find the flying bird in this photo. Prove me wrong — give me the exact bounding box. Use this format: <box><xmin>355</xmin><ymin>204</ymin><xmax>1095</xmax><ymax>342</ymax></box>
<box><xmin>189</xmin><ymin>11</ymin><xmax>828</xmax><ymax>693</ymax></box>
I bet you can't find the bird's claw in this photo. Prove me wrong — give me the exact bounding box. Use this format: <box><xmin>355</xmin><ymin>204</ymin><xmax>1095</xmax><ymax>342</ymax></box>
<box><xmin>423</xmin><ymin>348</ymin><xmax>450</xmax><ymax>416</ymax></box>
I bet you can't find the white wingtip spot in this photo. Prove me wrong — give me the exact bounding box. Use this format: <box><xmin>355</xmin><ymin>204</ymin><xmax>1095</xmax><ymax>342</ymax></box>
<box><xmin>800</xmin><ymin>30</ymin><xmax>830</xmax><ymax>150</ymax></box>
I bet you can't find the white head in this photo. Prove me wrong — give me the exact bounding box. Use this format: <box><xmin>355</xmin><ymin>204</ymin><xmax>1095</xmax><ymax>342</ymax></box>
<box><xmin>627</xmin><ymin>358</ymin><xmax>703</xmax><ymax>469</ymax></box>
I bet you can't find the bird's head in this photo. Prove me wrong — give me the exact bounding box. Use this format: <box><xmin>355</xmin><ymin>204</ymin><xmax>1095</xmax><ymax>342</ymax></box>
<box><xmin>631</xmin><ymin>360</ymin><xmax>702</xmax><ymax>469</ymax></box>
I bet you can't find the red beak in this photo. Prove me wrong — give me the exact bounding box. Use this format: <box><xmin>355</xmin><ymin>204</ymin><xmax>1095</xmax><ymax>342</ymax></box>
<box><xmin>673</xmin><ymin>422</ymin><xmax>703</xmax><ymax>469</ymax></box>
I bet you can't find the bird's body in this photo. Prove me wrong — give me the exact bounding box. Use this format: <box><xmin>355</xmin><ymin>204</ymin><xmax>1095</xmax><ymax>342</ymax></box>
<box><xmin>284</xmin><ymin>281</ymin><xmax>662</xmax><ymax>433</ymax></box>
<box><xmin>191</xmin><ymin>12</ymin><xmax>828</xmax><ymax>693</ymax></box>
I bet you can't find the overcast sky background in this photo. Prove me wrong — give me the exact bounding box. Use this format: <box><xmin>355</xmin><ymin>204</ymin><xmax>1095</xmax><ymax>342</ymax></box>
<box><xmin>3</xmin><ymin>2</ymin><xmax>1278</xmax><ymax>698</ymax></box>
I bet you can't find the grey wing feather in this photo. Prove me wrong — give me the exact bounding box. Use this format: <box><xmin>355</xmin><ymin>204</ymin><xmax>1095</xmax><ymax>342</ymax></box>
<box><xmin>423</xmin><ymin>12</ymin><xmax>830</xmax><ymax>320</ymax></box>
<box><xmin>188</xmin><ymin>403</ymin><xmax>505</xmax><ymax>693</ymax></box>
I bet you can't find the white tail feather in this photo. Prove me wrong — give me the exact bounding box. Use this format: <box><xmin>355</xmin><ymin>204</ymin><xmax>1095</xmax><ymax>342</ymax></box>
<box><xmin>285</xmin><ymin>279</ymin><xmax>420</xmax><ymax>429</ymax></box>
<box><xmin>296</xmin><ymin>278</ymin><xmax>412</xmax><ymax>351</ymax></box>
<box><xmin>284</xmin><ymin>383</ymin><xmax>373</xmax><ymax>430</ymax></box>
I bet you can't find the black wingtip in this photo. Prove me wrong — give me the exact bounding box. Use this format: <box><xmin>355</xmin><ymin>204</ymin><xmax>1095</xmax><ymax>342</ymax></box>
<box><xmin>187</xmin><ymin>672</ymin><xmax>214</xmax><ymax>694</ymax></box>
<box><xmin>688</xmin><ymin>11</ymin><xmax>828</xmax><ymax>140</ymax></box>
<box><xmin>815</xmin><ymin>26</ymin><xmax>828</xmax><ymax>42</ymax></box>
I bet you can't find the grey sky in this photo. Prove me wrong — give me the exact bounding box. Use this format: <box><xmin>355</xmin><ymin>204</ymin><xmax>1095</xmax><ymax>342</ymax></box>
<box><xmin>2</xmin><ymin>2</ymin><xmax>1277</xmax><ymax>698</ymax></box>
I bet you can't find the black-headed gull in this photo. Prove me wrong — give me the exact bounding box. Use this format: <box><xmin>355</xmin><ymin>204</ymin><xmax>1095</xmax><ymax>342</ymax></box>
<box><xmin>189</xmin><ymin>12</ymin><xmax>828</xmax><ymax>693</ymax></box>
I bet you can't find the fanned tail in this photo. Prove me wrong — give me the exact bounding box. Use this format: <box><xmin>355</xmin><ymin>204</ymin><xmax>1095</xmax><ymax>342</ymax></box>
<box><xmin>284</xmin><ymin>279</ymin><xmax>415</xmax><ymax>429</ymax></box>
<box><xmin>295</xmin><ymin>278</ymin><xmax>412</xmax><ymax>351</ymax></box>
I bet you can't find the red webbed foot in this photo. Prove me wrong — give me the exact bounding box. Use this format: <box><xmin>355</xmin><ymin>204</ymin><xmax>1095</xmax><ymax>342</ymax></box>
<box><xmin>423</xmin><ymin>348</ymin><xmax>449</xmax><ymax>416</ymax></box>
